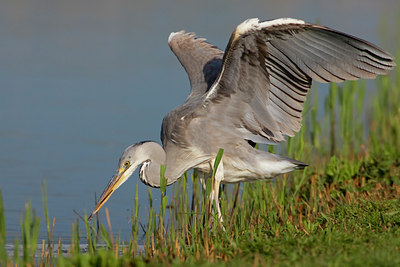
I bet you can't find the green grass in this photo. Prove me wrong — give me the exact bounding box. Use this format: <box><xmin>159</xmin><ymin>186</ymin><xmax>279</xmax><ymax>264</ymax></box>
<box><xmin>1</xmin><ymin>32</ymin><xmax>400</xmax><ymax>267</ymax></box>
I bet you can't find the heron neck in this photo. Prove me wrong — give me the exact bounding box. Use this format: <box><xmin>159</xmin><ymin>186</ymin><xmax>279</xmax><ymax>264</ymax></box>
<box><xmin>138</xmin><ymin>142</ymin><xmax>166</xmax><ymax>188</ymax></box>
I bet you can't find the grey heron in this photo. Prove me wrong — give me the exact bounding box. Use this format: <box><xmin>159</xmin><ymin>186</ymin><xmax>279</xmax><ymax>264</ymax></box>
<box><xmin>88</xmin><ymin>18</ymin><xmax>395</xmax><ymax>221</ymax></box>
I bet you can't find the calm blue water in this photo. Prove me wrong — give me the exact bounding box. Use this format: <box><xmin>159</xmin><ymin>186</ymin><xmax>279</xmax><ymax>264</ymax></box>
<box><xmin>0</xmin><ymin>0</ymin><xmax>398</xmax><ymax>243</ymax></box>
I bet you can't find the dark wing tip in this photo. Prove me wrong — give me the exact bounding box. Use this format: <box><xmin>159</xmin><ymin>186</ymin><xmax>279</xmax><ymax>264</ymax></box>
<box><xmin>311</xmin><ymin>25</ymin><xmax>396</xmax><ymax>66</ymax></box>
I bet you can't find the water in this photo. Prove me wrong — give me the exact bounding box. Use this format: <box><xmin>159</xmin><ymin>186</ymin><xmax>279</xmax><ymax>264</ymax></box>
<box><xmin>0</xmin><ymin>0</ymin><xmax>398</xmax><ymax>244</ymax></box>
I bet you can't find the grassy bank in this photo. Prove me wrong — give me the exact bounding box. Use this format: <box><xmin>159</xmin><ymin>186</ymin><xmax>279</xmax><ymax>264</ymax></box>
<box><xmin>1</xmin><ymin>40</ymin><xmax>400</xmax><ymax>267</ymax></box>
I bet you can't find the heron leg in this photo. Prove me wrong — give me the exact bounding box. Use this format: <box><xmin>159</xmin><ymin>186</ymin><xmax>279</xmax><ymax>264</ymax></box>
<box><xmin>213</xmin><ymin>178</ymin><xmax>223</xmax><ymax>223</ymax></box>
<box><xmin>211</xmin><ymin>159</ymin><xmax>224</xmax><ymax>228</ymax></box>
<box><xmin>198</xmin><ymin>171</ymin><xmax>207</xmax><ymax>191</ymax></box>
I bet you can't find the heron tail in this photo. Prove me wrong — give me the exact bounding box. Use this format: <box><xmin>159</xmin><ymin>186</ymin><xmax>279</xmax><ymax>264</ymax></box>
<box><xmin>286</xmin><ymin>158</ymin><xmax>308</xmax><ymax>169</ymax></box>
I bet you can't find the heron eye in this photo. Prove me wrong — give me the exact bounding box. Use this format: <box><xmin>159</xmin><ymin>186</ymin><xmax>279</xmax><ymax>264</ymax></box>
<box><xmin>124</xmin><ymin>161</ymin><xmax>130</xmax><ymax>167</ymax></box>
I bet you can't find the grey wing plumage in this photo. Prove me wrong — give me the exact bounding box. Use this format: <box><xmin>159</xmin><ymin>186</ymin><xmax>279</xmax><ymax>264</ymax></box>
<box><xmin>203</xmin><ymin>18</ymin><xmax>395</xmax><ymax>144</ymax></box>
<box><xmin>168</xmin><ymin>31</ymin><xmax>224</xmax><ymax>99</ymax></box>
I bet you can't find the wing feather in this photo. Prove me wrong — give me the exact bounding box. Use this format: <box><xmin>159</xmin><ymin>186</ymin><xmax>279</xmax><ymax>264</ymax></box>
<box><xmin>201</xmin><ymin>18</ymin><xmax>395</xmax><ymax>143</ymax></box>
<box><xmin>168</xmin><ymin>31</ymin><xmax>224</xmax><ymax>99</ymax></box>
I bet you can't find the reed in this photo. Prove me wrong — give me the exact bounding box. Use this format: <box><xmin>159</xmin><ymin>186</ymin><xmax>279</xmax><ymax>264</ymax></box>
<box><xmin>0</xmin><ymin>191</ymin><xmax>7</xmax><ymax>266</ymax></box>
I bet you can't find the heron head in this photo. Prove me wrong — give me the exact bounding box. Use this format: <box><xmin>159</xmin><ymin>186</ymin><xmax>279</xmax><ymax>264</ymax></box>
<box><xmin>88</xmin><ymin>142</ymin><xmax>151</xmax><ymax>220</ymax></box>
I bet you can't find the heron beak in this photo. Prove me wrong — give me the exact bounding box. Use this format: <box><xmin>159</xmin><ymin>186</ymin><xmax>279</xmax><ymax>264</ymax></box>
<box><xmin>88</xmin><ymin>166</ymin><xmax>131</xmax><ymax>220</ymax></box>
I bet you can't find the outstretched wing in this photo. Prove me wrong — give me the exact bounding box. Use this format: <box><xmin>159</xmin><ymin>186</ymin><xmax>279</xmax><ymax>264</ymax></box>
<box><xmin>203</xmin><ymin>18</ymin><xmax>395</xmax><ymax>143</ymax></box>
<box><xmin>168</xmin><ymin>31</ymin><xmax>224</xmax><ymax>99</ymax></box>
